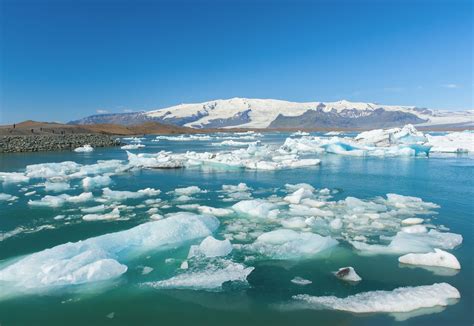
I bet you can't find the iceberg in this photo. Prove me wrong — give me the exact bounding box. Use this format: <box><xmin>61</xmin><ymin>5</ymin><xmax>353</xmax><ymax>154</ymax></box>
<box><xmin>102</xmin><ymin>187</ymin><xmax>160</xmax><ymax>201</ymax></box>
<box><xmin>0</xmin><ymin>193</ymin><xmax>18</xmax><ymax>202</ymax></box>
<box><xmin>82</xmin><ymin>175</ymin><xmax>112</xmax><ymax>189</ymax></box>
<box><xmin>248</xmin><ymin>229</ymin><xmax>338</xmax><ymax>259</ymax></box>
<box><xmin>232</xmin><ymin>199</ymin><xmax>279</xmax><ymax>219</ymax></box>
<box><xmin>121</xmin><ymin>144</ymin><xmax>145</xmax><ymax>150</ymax></box>
<box><xmin>28</xmin><ymin>192</ymin><xmax>94</xmax><ymax>207</ymax></box>
<box><xmin>74</xmin><ymin>144</ymin><xmax>94</xmax><ymax>152</ymax></box>
<box><xmin>189</xmin><ymin>236</ymin><xmax>233</xmax><ymax>258</ymax></box>
<box><xmin>0</xmin><ymin>213</ymin><xmax>219</xmax><ymax>292</ymax></box>
<box><xmin>292</xmin><ymin>283</ymin><xmax>460</xmax><ymax>314</ymax></box>
<box><xmin>351</xmin><ymin>230</ymin><xmax>462</xmax><ymax>255</ymax></box>
<box><xmin>398</xmin><ymin>249</ymin><xmax>461</xmax><ymax>270</ymax></box>
<box><xmin>333</xmin><ymin>266</ymin><xmax>361</xmax><ymax>282</ymax></box>
<box><xmin>146</xmin><ymin>261</ymin><xmax>253</xmax><ymax>291</ymax></box>
<box><xmin>426</xmin><ymin>131</ymin><xmax>474</xmax><ymax>153</ymax></box>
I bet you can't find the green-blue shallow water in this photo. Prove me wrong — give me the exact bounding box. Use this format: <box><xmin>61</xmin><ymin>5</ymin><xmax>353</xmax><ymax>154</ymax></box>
<box><xmin>0</xmin><ymin>133</ymin><xmax>472</xmax><ymax>325</ymax></box>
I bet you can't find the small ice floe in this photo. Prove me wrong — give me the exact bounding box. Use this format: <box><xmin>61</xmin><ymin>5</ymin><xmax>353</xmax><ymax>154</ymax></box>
<box><xmin>43</xmin><ymin>181</ymin><xmax>71</xmax><ymax>193</ymax></box>
<box><xmin>82</xmin><ymin>208</ymin><xmax>120</xmax><ymax>221</ymax></box>
<box><xmin>292</xmin><ymin>282</ymin><xmax>460</xmax><ymax>314</ymax></box>
<box><xmin>82</xmin><ymin>175</ymin><xmax>111</xmax><ymax>189</ymax></box>
<box><xmin>106</xmin><ymin>312</ymin><xmax>115</xmax><ymax>319</ymax></box>
<box><xmin>145</xmin><ymin>261</ymin><xmax>253</xmax><ymax>291</ymax></box>
<box><xmin>291</xmin><ymin>276</ymin><xmax>312</xmax><ymax>285</ymax></box>
<box><xmin>180</xmin><ymin>260</ymin><xmax>189</xmax><ymax>270</ymax></box>
<box><xmin>142</xmin><ymin>266</ymin><xmax>154</xmax><ymax>275</ymax></box>
<box><xmin>398</xmin><ymin>249</ymin><xmax>461</xmax><ymax>270</ymax></box>
<box><xmin>173</xmin><ymin>186</ymin><xmax>206</xmax><ymax>196</ymax></box>
<box><xmin>102</xmin><ymin>187</ymin><xmax>160</xmax><ymax>201</ymax></box>
<box><xmin>74</xmin><ymin>144</ymin><xmax>94</xmax><ymax>153</ymax></box>
<box><xmin>334</xmin><ymin>267</ymin><xmax>361</xmax><ymax>282</ymax></box>
<box><xmin>121</xmin><ymin>144</ymin><xmax>145</xmax><ymax>150</ymax></box>
<box><xmin>28</xmin><ymin>192</ymin><xmax>94</xmax><ymax>207</ymax></box>
<box><xmin>401</xmin><ymin>217</ymin><xmax>424</xmax><ymax>225</ymax></box>
<box><xmin>247</xmin><ymin>229</ymin><xmax>338</xmax><ymax>260</ymax></box>
<box><xmin>401</xmin><ymin>225</ymin><xmax>428</xmax><ymax>233</ymax></box>
<box><xmin>188</xmin><ymin>236</ymin><xmax>233</xmax><ymax>258</ymax></box>
<box><xmin>0</xmin><ymin>193</ymin><xmax>18</xmax><ymax>202</ymax></box>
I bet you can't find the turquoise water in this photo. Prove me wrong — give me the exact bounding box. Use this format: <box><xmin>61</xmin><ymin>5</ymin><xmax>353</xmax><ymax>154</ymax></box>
<box><xmin>0</xmin><ymin>133</ymin><xmax>472</xmax><ymax>325</ymax></box>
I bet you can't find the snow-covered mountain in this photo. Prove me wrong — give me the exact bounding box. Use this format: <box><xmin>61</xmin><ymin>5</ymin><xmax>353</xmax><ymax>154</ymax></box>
<box><xmin>70</xmin><ymin>98</ymin><xmax>473</xmax><ymax>129</ymax></box>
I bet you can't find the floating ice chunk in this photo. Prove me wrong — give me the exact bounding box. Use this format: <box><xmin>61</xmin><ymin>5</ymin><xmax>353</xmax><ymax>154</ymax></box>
<box><xmin>25</xmin><ymin>161</ymin><xmax>81</xmax><ymax>179</ymax></box>
<box><xmin>285</xmin><ymin>183</ymin><xmax>316</xmax><ymax>192</ymax></box>
<box><xmin>426</xmin><ymin>131</ymin><xmax>474</xmax><ymax>153</ymax></box>
<box><xmin>292</xmin><ymin>283</ymin><xmax>460</xmax><ymax>314</ymax></box>
<box><xmin>329</xmin><ymin>218</ymin><xmax>343</xmax><ymax>230</ymax></box>
<box><xmin>212</xmin><ymin>140</ymin><xmax>258</xmax><ymax>147</ymax></box>
<box><xmin>0</xmin><ymin>213</ymin><xmax>219</xmax><ymax>292</ymax></box>
<box><xmin>28</xmin><ymin>192</ymin><xmax>94</xmax><ymax>207</ymax></box>
<box><xmin>127</xmin><ymin>151</ymin><xmax>184</xmax><ymax>169</ymax></box>
<box><xmin>175</xmin><ymin>195</ymin><xmax>193</xmax><ymax>202</ymax></box>
<box><xmin>82</xmin><ymin>175</ymin><xmax>111</xmax><ymax>189</ymax></box>
<box><xmin>281</xmin><ymin>217</ymin><xmax>307</xmax><ymax>229</ymax></box>
<box><xmin>146</xmin><ymin>262</ymin><xmax>253</xmax><ymax>291</ymax></box>
<box><xmin>401</xmin><ymin>225</ymin><xmax>428</xmax><ymax>233</ymax></box>
<box><xmin>284</xmin><ymin>187</ymin><xmax>313</xmax><ymax>204</ymax></box>
<box><xmin>102</xmin><ymin>187</ymin><xmax>160</xmax><ymax>201</ymax></box>
<box><xmin>0</xmin><ymin>193</ymin><xmax>18</xmax><ymax>202</ymax></box>
<box><xmin>402</xmin><ymin>218</ymin><xmax>424</xmax><ymax>225</ymax></box>
<box><xmin>232</xmin><ymin>199</ymin><xmax>279</xmax><ymax>219</ymax></box>
<box><xmin>44</xmin><ymin>181</ymin><xmax>71</xmax><ymax>192</ymax></box>
<box><xmin>53</xmin><ymin>215</ymin><xmax>65</xmax><ymax>220</ymax></box>
<box><xmin>142</xmin><ymin>266</ymin><xmax>154</xmax><ymax>275</ymax></box>
<box><xmin>222</xmin><ymin>183</ymin><xmax>250</xmax><ymax>192</ymax></box>
<box><xmin>121</xmin><ymin>144</ymin><xmax>145</xmax><ymax>150</ymax></box>
<box><xmin>351</xmin><ymin>230</ymin><xmax>462</xmax><ymax>255</ymax></box>
<box><xmin>180</xmin><ymin>260</ymin><xmax>189</xmax><ymax>270</ymax></box>
<box><xmin>83</xmin><ymin>208</ymin><xmax>120</xmax><ymax>221</ymax></box>
<box><xmin>0</xmin><ymin>172</ymin><xmax>30</xmax><ymax>184</ymax></box>
<box><xmin>249</xmin><ymin>229</ymin><xmax>338</xmax><ymax>259</ymax></box>
<box><xmin>334</xmin><ymin>267</ymin><xmax>361</xmax><ymax>282</ymax></box>
<box><xmin>324</xmin><ymin>131</ymin><xmax>340</xmax><ymax>136</ymax></box>
<box><xmin>174</xmin><ymin>186</ymin><xmax>205</xmax><ymax>196</ymax></box>
<box><xmin>196</xmin><ymin>236</ymin><xmax>233</xmax><ymax>258</ymax></box>
<box><xmin>81</xmin><ymin>205</ymin><xmax>107</xmax><ymax>213</ymax></box>
<box><xmin>355</xmin><ymin>125</ymin><xmax>427</xmax><ymax>147</ymax></box>
<box><xmin>291</xmin><ymin>277</ymin><xmax>312</xmax><ymax>285</ymax></box>
<box><xmin>399</xmin><ymin>249</ymin><xmax>461</xmax><ymax>270</ymax></box>
<box><xmin>74</xmin><ymin>144</ymin><xmax>94</xmax><ymax>152</ymax></box>
<box><xmin>197</xmin><ymin>206</ymin><xmax>233</xmax><ymax>217</ymax></box>
<box><xmin>150</xmin><ymin>213</ymin><xmax>164</xmax><ymax>220</ymax></box>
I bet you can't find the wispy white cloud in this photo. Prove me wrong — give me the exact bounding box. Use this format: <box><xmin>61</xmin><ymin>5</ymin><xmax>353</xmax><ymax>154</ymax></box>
<box><xmin>96</xmin><ymin>109</ymin><xmax>109</xmax><ymax>114</ymax></box>
<box><xmin>442</xmin><ymin>83</ymin><xmax>459</xmax><ymax>89</ymax></box>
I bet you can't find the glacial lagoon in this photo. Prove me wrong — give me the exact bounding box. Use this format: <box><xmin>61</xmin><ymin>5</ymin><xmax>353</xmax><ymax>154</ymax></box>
<box><xmin>0</xmin><ymin>130</ymin><xmax>472</xmax><ymax>325</ymax></box>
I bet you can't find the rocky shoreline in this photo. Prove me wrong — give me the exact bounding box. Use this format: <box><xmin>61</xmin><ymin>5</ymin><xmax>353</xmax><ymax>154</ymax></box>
<box><xmin>0</xmin><ymin>134</ymin><xmax>122</xmax><ymax>153</ymax></box>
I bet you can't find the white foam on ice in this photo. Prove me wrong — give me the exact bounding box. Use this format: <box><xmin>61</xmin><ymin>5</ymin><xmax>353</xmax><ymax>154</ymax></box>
<box><xmin>292</xmin><ymin>283</ymin><xmax>460</xmax><ymax>314</ymax></box>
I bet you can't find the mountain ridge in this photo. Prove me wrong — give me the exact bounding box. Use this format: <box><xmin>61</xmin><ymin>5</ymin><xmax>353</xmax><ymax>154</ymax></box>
<box><xmin>69</xmin><ymin>98</ymin><xmax>473</xmax><ymax>129</ymax></box>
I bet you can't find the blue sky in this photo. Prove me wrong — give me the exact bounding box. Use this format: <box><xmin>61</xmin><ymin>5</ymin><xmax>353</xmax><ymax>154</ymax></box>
<box><xmin>0</xmin><ymin>0</ymin><xmax>472</xmax><ymax>123</ymax></box>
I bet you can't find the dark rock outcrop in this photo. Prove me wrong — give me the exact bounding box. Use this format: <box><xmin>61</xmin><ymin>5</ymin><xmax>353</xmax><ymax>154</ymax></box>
<box><xmin>0</xmin><ymin>134</ymin><xmax>121</xmax><ymax>153</ymax></box>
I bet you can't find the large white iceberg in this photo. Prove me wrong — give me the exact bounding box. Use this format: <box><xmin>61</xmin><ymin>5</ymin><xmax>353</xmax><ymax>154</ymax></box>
<box><xmin>248</xmin><ymin>229</ymin><xmax>338</xmax><ymax>259</ymax></box>
<box><xmin>0</xmin><ymin>213</ymin><xmax>219</xmax><ymax>293</ymax></box>
<box><xmin>292</xmin><ymin>283</ymin><xmax>460</xmax><ymax>313</ymax></box>
<box><xmin>398</xmin><ymin>249</ymin><xmax>461</xmax><ymax>270</ymax></box>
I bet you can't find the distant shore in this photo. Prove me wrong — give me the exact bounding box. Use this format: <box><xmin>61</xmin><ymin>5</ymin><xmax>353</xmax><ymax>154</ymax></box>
<box><xmin>1</xmin><ymin>119</ymin><xmax>471</xmax><ymax>153</ymax></box>
<box><xmin>0</xmin><ymin>134</ymin><xmax>121</xmax><ymax>153</ymax></box>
